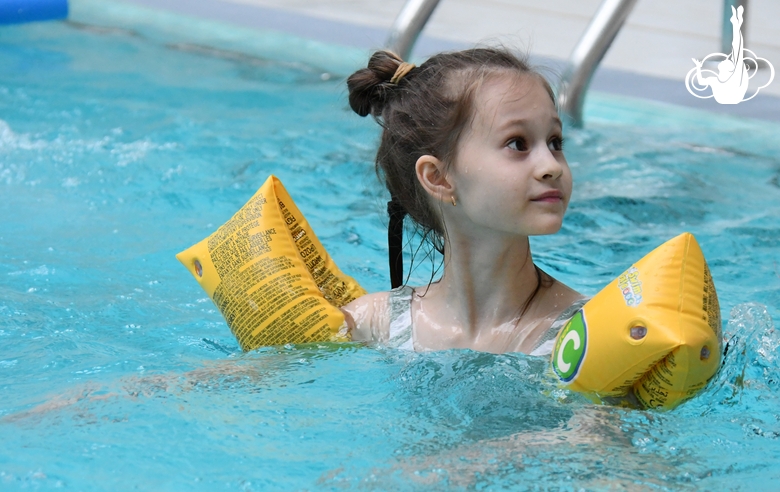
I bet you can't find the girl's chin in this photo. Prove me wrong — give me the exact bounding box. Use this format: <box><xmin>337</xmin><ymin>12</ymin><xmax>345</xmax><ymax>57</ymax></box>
<box><xmin>527</xmin><ymin>221</ymin><xmax>564</xmax><ymax>236</ymax></box>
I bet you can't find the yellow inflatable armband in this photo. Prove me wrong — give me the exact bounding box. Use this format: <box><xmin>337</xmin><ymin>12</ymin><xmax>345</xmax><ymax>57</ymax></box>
<box><xmin>551</xmin><ymin>233</ymin><xmax>722</xmax><ymax>410</ymax></box>
<box><xmin>176</xmin><ymin>175</ymin><xmax>366</xmax><ymax>351</ymax></box>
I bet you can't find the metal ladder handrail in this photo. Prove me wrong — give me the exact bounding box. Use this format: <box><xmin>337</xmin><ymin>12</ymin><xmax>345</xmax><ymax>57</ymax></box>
<box><xmin>558</xmin><ymin>0</ymin><xmax>750</xmax><ymax>126</ymax></box>
<box><xmin>385</xmin><ymin>0</ymin><xmax>442</xmax><ymax>61</ymax></box>
<box><xmin>557</xmin><ymin>0</ymin><xmax>638</xmax><ymax>127</ymax></box>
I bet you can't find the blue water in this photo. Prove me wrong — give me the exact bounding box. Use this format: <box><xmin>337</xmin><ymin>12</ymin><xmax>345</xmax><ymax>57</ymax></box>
<box><xmin>1</xmin><ymin>6</ymin><xmax>779</xmax><ymax>491</ymax></box>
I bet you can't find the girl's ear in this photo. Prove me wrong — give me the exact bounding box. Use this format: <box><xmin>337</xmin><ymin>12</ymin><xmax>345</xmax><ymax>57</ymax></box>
<box><xmin>415</xmin><ymin>155</ymin><xmax>454</xmax><ymax>203</ymax></box>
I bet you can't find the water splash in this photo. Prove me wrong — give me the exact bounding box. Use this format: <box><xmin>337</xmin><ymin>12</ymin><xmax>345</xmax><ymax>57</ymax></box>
<box><xmin>697</xmin><ymin>303</ymin><xmax>778</xmax><ymax>409</ymax></box>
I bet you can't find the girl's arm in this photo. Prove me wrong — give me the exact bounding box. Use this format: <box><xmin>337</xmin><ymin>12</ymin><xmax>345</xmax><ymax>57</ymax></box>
<box><xmin>341</xmin><ymin>292</ymin><xmax>391</xmax><ymax>342</ymax></box>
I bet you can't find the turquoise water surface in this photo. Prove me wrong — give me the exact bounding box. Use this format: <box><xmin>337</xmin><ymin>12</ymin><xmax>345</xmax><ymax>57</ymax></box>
<box><xmin>1</xmin><ymin>4</ymin><xmax>779</xmax><ymax>491</ymax></box>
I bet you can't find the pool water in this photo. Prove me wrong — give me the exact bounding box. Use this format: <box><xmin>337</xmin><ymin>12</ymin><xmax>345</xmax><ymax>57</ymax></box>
<box><xmin>1</xmin><ymin>3</ymin><xmax>779</xmax><ymax>491</ymax></box>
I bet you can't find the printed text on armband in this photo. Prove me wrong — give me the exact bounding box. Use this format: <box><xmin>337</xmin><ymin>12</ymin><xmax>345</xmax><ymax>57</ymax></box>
<box><xmin>617</xmin><ymin>266</ymin><xmax>643</xmax><ymax>307</ymax></box>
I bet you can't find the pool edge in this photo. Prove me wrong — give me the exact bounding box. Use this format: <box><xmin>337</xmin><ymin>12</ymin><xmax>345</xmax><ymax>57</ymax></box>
<box><xmin>70</xmin><ymin>0</ymin><xmax>780</xmax><ymax>124</ymax></box>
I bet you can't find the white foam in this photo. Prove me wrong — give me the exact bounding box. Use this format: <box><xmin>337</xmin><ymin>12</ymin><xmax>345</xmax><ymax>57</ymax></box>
<box><xmin>0</xmin><ymin>119</ymin><xmax>47</xmax><ymax>151</ymax></box>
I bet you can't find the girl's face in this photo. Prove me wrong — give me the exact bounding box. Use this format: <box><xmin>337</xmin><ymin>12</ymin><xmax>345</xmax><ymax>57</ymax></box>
<box><xmin>448</xmin><ymin>73</ymin><xmax>572</xmax><ymax>238</ymax></box>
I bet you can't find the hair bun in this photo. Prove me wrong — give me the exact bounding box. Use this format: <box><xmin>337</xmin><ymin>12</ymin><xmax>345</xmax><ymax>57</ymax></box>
<box><xmin>347</xmin><ymin>51</ymin><xmax>405</xmax><ymax>117</ymax></box>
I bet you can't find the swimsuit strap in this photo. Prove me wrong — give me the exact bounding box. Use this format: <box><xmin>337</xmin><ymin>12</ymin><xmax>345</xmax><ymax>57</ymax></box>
<box><xmin>386</xmin><ymin>285</ymin><xmax>414</xmax><ymax>350</ymax></box>
<box><xmin>529</xmin><ymin>297</ymin><xmax>590</xmax><ymax>356</ymax></box>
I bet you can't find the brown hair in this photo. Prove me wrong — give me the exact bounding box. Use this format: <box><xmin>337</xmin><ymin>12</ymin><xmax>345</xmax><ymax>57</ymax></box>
<box><xmin>347</xmin><ymin>48</ymin><xmax>555</xmax><ymax>285</ymax></box>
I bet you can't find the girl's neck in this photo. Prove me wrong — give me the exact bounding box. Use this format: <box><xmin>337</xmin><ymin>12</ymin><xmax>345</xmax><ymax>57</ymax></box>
<box><xmin>414</xmin><ymin>234</ymin><xmax>541</xmax><ymax>348</ymax></box>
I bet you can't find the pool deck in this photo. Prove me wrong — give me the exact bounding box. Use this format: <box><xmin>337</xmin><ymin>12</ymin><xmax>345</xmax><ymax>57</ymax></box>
<box><xmin>122</xmin><ymin>0</ymin><xmax>780</xmax><ymax>122</ymax></box>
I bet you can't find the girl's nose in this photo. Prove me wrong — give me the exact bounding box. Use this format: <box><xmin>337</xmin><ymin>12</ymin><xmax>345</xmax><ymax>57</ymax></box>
<box><xmin>536</xmin><ymin>149</ymin><xmax>564</xmax><ymax>180</ymax></box>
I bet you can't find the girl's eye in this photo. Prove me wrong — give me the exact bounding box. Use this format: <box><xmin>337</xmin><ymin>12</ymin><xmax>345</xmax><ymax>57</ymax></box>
<box><xmin>507</xmin><ymin>138</ymin><xmax>528</xmax><ymax>152</ymax></box>
<box><xmin>548</xmin><ymin>136</ymin><xmax>565</xmax><ymax>152</ymax></box>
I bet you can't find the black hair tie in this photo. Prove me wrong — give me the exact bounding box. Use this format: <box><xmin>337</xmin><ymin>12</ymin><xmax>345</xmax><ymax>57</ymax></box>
<box><xmin>387</xmin><ymin>196</ymin><xmax>406</xmax><ymax>289</ymax></box>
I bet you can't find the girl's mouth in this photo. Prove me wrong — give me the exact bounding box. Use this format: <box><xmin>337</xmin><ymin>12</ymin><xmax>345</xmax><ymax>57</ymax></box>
<box><xmin>531</xmin><ymin>190</ymin><xmax>564</xmax><ymax>202</ymax></box>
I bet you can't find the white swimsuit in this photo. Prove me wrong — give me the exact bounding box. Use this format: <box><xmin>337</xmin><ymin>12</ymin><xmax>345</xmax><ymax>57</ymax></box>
<box><xmin>383</xmin><ymin>285</ymin><xmax>588</xmax><ymax>355</ymax></box>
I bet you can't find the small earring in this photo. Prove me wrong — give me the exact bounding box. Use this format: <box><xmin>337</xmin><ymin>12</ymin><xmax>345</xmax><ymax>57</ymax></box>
<box><xmin>451</xmin><ymin>196</ymin><xmax>457</xmax><ymax>207</ymax></box>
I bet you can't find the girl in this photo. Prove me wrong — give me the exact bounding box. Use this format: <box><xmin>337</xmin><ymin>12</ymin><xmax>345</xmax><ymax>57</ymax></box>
<box><xmin>341</xmin><ymin>48</ymin><xmax>585</xmax><ymax>355</ymax></box>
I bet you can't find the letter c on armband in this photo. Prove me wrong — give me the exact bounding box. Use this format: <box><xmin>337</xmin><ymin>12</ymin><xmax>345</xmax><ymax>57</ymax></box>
<box><xmin>556</xmin><ymin>331</ymin><xmax>581</xmax><ymax>373</ymax></box>
<box><xmin>552</xmin><ymin>310</ymin><xmax>588</xmax><ymax>382</ymax></box>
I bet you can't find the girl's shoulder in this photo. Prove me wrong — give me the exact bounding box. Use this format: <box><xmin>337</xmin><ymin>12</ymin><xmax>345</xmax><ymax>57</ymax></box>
<box><xmin>341</xmin><ymin>286</ymin><xmax>415</xmax><ymax>343</ymax></box>
<box><xmin>341</xmin><ymin>291</ymin><xmax>389</xmax><ymax>342</ymax></box>
<box><xmin>525</xmin><ymin>278</ymin><xmax>588</xmax><ymax>355</ymax></box>
<box><xmin>538</xmin><ymin>274</ymin><xmax>586</xmax><ymax>314</ymax></box>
